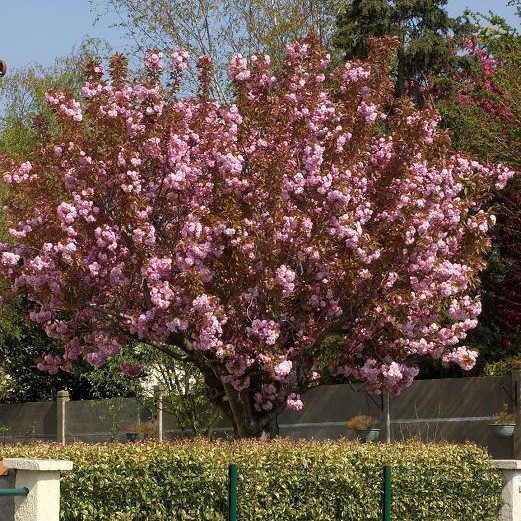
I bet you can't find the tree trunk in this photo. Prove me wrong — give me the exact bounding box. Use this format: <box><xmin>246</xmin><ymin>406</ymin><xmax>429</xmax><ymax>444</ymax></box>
<box><xmin>183</xmin><ymin>347</ymin><xmax>285</xmax><ymax>439</ymax></box>
<box><xmin>219</xmin><ymin>380</ymin><xmax>283</xmax><ymax>439</ymax></box>
<box><xmin>259</xmin><ymin>415</ymin><xmax>279</xmax><ymax>440</ymax></box>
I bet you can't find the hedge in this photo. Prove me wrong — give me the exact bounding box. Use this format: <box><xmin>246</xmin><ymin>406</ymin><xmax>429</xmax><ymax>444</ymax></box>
<box><xmin>1</xmin><ymin>439</ymin><xmax>502</xmax><ymax>521</ymax></box>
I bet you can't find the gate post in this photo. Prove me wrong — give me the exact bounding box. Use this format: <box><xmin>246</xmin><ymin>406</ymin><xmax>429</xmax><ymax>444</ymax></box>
<box><xmin>495</xmin><ymin>460</ymin><xmax>521</xmax><ymax>521</ymax></box>
<box><xmin>1</xmin><ymin>459</ymin><xmax>73</xmax><ymax>521</ymax></box>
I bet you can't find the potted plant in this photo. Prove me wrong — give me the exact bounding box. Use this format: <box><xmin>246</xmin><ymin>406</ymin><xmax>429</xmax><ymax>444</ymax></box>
<box><xmin>490</xmin><ymin>404</ymin><xmax>516</xmax><ymax>437</ymax></box>
<box><xmin>346</xmin><ymin>415</ymin><xmax>380</xmax><ymax>442</ymax></box>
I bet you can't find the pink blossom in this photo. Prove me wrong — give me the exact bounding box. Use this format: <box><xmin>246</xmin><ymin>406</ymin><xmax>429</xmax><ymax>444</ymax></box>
<box><xmin>144</xmin><ymin>51</ymin><xmax>164</xmax><ymax>71</ymax></box>
<box><xmin>274</xmin><ymin>360</ymin><xmax>293</xmax><ymax>378</ymax></box>
<box><xmin>170</xmin><ymin>49</ymin><xmax>190</xmax><ymax>71</ymax></box>
<box><xmin>228</xmin><ymin>54</ymin><xmax>251</xmax><ymax>81</ymax></box>
<box><xmin>120</xmin><ymin>362</ymin><xmax>142</xmax><ymax>377</ymax></box>
<box><xmin>442</xmin><ymin>346</ymin><xmax>478</xmax><ymax>371</ymax></box>
<box><xmin>275</xmin><ymin>265</ymin><xmax>296</xmax><ymax>295</ymax></box>
<box><xmin>287</xmin><ymin>393</ymin><xmax>304</xmax><ymax>411</ymax></box>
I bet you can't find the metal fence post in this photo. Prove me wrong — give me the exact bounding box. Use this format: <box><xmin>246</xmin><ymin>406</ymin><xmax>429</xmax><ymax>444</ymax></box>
<box><xmin>228</xmin><ymin>463</ymin><xmax>238</xmax><ymax>521</ymax></box>
<box><xmin>381</xmin><ymin>465</ymin><xmax>392</xmax><ymax>521</ymax></box>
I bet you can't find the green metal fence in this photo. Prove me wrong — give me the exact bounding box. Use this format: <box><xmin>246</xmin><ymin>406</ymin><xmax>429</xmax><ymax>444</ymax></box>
<box><xmin>382</xmin><ymin>466</ymin><xmax>391</xmax><ymax>521</ymax></box>
<box><xmin>228</xmin><ymin>463</ymin><xmax>238</xmax><ymax>521</ymax></box>
<box><xmin>229</xmin><ymin>464</ymin><xmax>499</xmax><ymax>521</ymax></box>
<box><xmin>55</xmin><ymin>461</ymin><xmax>501</xmax><ymax>520</ymax></box>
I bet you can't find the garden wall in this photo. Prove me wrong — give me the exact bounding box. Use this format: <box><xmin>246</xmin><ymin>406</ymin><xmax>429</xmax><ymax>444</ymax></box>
<box><xmin>0</xmin><ymin>375</ymin><xmax>515</xmax><ymax>459</ymax></box>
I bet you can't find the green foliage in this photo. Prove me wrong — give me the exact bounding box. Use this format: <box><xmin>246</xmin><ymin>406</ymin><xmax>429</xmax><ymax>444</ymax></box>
<box><xmin>333</xmin><ymin>0</ymin><xmax>474</xmax><ymax>99</ymax></box>
<box><xmin>0</xmin><ymin>440</ymin><xmax>502</xmax><ymax>520</ymax></box>
<box><xmin>136</xmin><ymin>346</ymin><xmax>221</xmax><ymax>437</ymax></box>
<box><xmin>0</xmin><ymin>296</ymin><xmax>140</xmax><ymax>402</ymax></box>
<box><xmin>483</xmin><ymin>357</ymin><xmax>516</xmax><ymax>376</ymax></box>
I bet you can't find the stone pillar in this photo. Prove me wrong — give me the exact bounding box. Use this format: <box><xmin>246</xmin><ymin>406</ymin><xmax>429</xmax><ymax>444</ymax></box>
<box><xmin>56</xmin><ymin>390</ymin><xmax>69</xmax><ymax>446</ymax></box>
<box><xmin>1</xmin><ymin>458</ymin><xmax>73</xmax><ymax>521</ymax></box>
<box><xmin>511</xmin><ymin>363</ymin><xmax>521</xmax><ymax>458</ymax></box>
<box><xmin>495</xmin><ymin>460</ymin><xmax>521</xmax><ymax>521</ymax></box>
<box><xmin>155</xmin><ymin>384</ymin><xmax>165</xmax><ymax>442</ymax></box>
<box><xmin>383</xmin><ymin>393</ymin><xmax>391</xmax><ymax>444</ymax></box>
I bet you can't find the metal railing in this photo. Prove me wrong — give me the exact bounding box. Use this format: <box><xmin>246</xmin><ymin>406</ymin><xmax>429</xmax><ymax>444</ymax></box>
<box><xmin>0</xmin><ymin>487</ymin><xmax>29</xmax><ymax>496</ymax></box>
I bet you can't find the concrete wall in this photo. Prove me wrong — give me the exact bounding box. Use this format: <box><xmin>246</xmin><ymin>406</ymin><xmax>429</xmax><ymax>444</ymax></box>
<box><xmin>64</xmin><ymin>397</ymin><xmax>152</xmax><ymax>443</ymax></box>
<box><xmin>0</xmin><ymin>375</ymin><xmax>515</xmax><ymax>458</ymax></box>
<box><xmin>277</xmin><ymin>376</ymin><xmax>513</xmax><ymax>458</ymax></box>
<box><xmin>0</xmin><ymin>402</ymin><xmax>56</xmax><ymax>441</ymax></box>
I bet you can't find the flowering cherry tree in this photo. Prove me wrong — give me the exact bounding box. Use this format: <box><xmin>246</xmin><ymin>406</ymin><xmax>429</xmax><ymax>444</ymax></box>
<box><xmin>0</xmin><ymin>36</ymin><xmax>514</xmax><ymax>437</ymax></box>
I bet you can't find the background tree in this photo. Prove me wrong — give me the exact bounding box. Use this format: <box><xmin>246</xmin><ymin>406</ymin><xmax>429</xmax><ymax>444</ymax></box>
<box><xmin>433</xmin><ymin>7</ymin><xmax>521</xmax><ymax>373</ymax></box>
<box><xmin>137</xmin><ymin>345</ymin><xmax>221</xmax><ymax>436</ymax></box>
<box><xmin>97</xmin><ymin>0</ymin><xmax>344</xmax><ymax>98</ymax></box>
<box><xmin>0</xmin><ymin>37</ymin><xmax>513</xmax><ymax>437</ymax></box>
<box><xmin>333</xmin><ymin>0</ymin><xmax>473</xmax><ymax>100</ymax></box>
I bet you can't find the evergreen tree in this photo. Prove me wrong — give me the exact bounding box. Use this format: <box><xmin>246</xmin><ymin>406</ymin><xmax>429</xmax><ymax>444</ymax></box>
<box><xmin>333</xmin><ymin>0</ymin><xmax>473</xmax><ymax>100</ymax></box>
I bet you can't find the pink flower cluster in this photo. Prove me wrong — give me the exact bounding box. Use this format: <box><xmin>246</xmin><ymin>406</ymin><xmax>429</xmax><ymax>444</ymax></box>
<box><xmin>3</xmin><ymin>161</ymin><xmax>35</xmax><ymax>184</ymax></box>
<box><xmin>286</xmin><ymin>393</ymin><xmax>304</xmax><ymax>411</ymax></box>
<box><xmin>144</xmin><ymin>51</ymin><xmax>164</xmax><ymax>72</ymax></box>
<box><xmin>170</xmin><ymin>49</ymin><xmax>190</xmax><ymax>71</ymax></box>
<box><xmin>228</xmin><ymin>54</ymin><xmax>251</xmax><ymax>81</ymax></box>
<box><xmin>275</xmin><ymin>265</ymin><xmax>296</xmax><ymax>295</ymax></box>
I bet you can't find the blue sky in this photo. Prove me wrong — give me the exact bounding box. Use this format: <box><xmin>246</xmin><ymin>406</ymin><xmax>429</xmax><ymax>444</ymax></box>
<box><xmin>0</xmin><ymin>1</ymin><xmax>519</xmax><ymax>71</ymax></box>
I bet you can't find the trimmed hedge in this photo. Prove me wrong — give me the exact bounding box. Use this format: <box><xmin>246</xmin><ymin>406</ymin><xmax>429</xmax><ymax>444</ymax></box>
<box><xmin>1</xmin><ymin>439</ymin><xmax>502</xmax><ymax>520</ymax></box>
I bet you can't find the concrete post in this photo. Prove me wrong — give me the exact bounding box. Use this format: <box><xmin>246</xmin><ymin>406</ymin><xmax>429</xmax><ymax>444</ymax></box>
<box><xmin>154</xmin><ymin>384</ymin><xmax>165</xmax><ymax>442</ymax></box>
<box><xmin>383</xmin><ymin>393</ymin><xmax>391</xmax><ymax>444</ymax></box>
<box><xmin>511</xmin><ymin>362</ymin><xmax>521</xmax><ymax>458</ymax></box>
<box><xmin>495</xmin><ymin>460</ymin><xmax>521</xmax><ymax>521</ymax></box>
<box><xmin>1</xmin><ymin>458</ymin><xmax>73</xmax><ymax>521</ymax></box>
<box><xmin>56</xmin><ymin>390</ymin><xmax>69</xmax><ymax>446</ymax></box>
